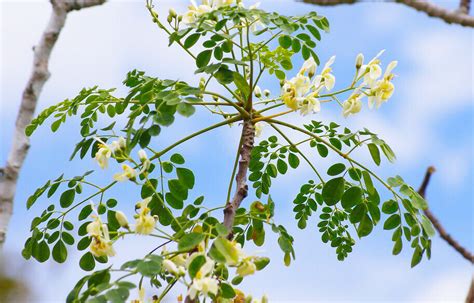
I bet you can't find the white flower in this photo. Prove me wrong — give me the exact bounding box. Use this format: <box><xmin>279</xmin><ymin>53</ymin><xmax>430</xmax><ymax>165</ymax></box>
<box><xmin>163</xmin><ymin>259</ymin><xmax>180</xmax><ymax>275</ymax></box>
<box><xmin>110</xmin><ymin>137</ymin><xmax>126</xmax><ymax>153</ymax></box>
<box><xmin>113</xmin><ymin>164</ymin><xmax>137</xmax><ymax>182</ymax></box>
<box><xmin>299</xmin><ymin>91</ymin><xmax>321</xmax><ymax>116</ymax></box>
<box><xmin>342</xmin><ymin>92</ymin><xmax>363</xmax><ymax>117</ymax></box>
<box><xmin>254</xmin><ymin>122</ymin><xmax>264</xmax><ymax>137</ymax></box>
<box><xmin>187</xmin><ymin>277</ymin><xmax>219</xmax><ymax>300</ymax></box>
<box><xmin>362</xmin><ymin>50</ymin><xmax>385</xmax><ymax>87</ymax></box>
<box><xmin>138</xmin><ymin>149</ymin><xmax>151</xmax><ymax>174</ymax></box>
<box><xmin>282</xmin><ymin>74</ymin><xmax>311</xmax><ymax>110</ymax></box>
<box><xmin>134</xmin><ymin>197</ymin><xmax>156</xmax><ymax>235</ymax></box>
<box><xmin>87</xmin><ymin>216</ymin><xmax>115</xmax><ymax>257</ymax></box>
<box><xmin>367</xmin><ymin>61</ymin><xmax>397</xmax><ymax>109</ymax></box>
<box><xmin>299</xmin><ymin>57</ymin><xmax>317</xmax><ymax>78</ymax></box>
<box><xmin>182</xmin><ymin>1</ymin><xmax>212</xmax><ymax>24</ymax></box>
<box><xmin>95</xmin><ymin>146</ymin><xmax>111</xmax><ymax>169</ymax></box>
<box><xmin>313</xmin><ymin>55</ymin><xmax>336</xmax><ymax>91</ymax></box>
<box><xmin>236</xmin><ymin>258</ymin><xmax>257</xmax><ymax>276</ymax></box>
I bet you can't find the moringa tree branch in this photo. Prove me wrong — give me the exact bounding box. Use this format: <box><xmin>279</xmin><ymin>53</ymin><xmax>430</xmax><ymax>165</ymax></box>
<box><xmin>418</xmin><ymin>166</ymin><xmax>474</xmax><ymax>263</ymax></box>
<box><xmin>416</xmin><ymin>166</ymin><xmax>474</xmax><ymax>303</ymax></box>
<box><xmin>301</xmin><ymin>0</ymin><xmax>474</xmax><ymax>27</ymax></box>
<box><xmin>223</xmin><ymin>120</ymin><xmax>256</xmax><ymax>239</ymax></box>
<box><xmin>0</xmin><ymin>0</ymin><xmax>106</xmax><ymax>247</ymax></box>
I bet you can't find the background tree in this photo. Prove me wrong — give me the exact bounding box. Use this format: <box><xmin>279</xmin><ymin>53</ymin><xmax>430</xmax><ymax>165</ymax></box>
<box><xmin>0</xmin><ymin>0</ymin><xmax>106</xmax><ymax>247</ymax></box>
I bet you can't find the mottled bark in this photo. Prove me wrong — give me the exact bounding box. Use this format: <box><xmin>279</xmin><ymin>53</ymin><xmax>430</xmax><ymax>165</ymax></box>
<box><xmin>0</xmin><ymin>0</ymin><xmax>106</xmax><ymax>247</ymax></box>
<box><xmin>223</xmin><ymin>120</ymin><xmax>256</xmax><ymax>239</ymax></box>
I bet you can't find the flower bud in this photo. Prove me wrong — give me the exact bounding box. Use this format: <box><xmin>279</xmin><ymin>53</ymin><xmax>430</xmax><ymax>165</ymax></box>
<box><xmin>253</xmin><ymin>85</ymin><xmax>262</xmax><ymax>98</ymax></box>
<box><xmin>199</xmin><ymin>77</ymin><xmax>206</xmax><ymax>90</ymax></box>
<box><xmin>138</xmin><ymin>149</ymin><xmax>148</xmax><ymax>162</ymax></box>
<box><xmin>213</xmin><ymin>95</ymin><xmax>219</xmax><ymax>102</ymax></box>
<box><xmin>178</xmin><ymin>15</ymin><xmax>183</xmax><ymax>22</ymax></box>
<box><xmin>169</xmin><ymin>8</ymin><xmax>177</xmax><ymax>18</ymax></box>
<box><xmin>263</xmin><ymin>89</ymin><xmax>270</xmax><ymax>97</ymax></box>
<box><xmin>163</xmin><ymin>259</ymin><xmax>179</xmax><ymax>275</ymax></box>
<box><xmin>355</xmin><ymin>53</ymin><xmax>364</xmax><ymax>69</ymax></box>
<box><xmin>115</xmin><ymin>211</ymin><xmax>129</xmax><ymax>229</ymax></box>
<box><xmin>167</xmin><ymin>15</ymin><xmax>173</xmax><ymax>23</ymax></box>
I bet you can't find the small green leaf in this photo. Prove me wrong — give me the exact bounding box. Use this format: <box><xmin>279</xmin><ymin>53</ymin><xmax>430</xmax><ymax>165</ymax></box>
<box><xmin>278</xmin><ymin>35</ymin><xmax>292</xmax><ymax>48</ymax></box>
<box><xmin>367</xmin><ymin>143</ymin><xmax>381</xmax><ymax>166</ymax></box>
<box><xmin>188</xmin><ymin>255</ymin><xmax>207</xmax><ymax>279</ymax></box>
<box><xmin>420</xmin><ymin>215</ymin><xmax>435</xmax><ymax>237</ymax></box>
<box><xmin>177</xmin><ymin>103</ymin><xmax>196</xmax><ymax>117</ymax></box>
<box><xmin>341</xmin><ymin>186</ymin><xmax>363</xmax><ymax>209</ymax></box>
<box><xmin>233</xmin><ymin>72</ymin><xmax>250</xmax><ymax>99</ymax></box>
<box><xmin>79</xmin><ymin>252</ymin><xmax>95</xmax><ymax>271</ymax></box>
<box><xmin>382</xmin><ymin>200</ymin><xmax>398</xmax><ymax>214</ymax></box>
<box><xmin>362</xmin><ymin>171</ymin><xmax>375</xmax><ymax>195</ymax></box>
<box><xmin>52</xmin><ymin>240</ymin><xmax>67</xmax><ymax>263</ymax></box>
<box><xmin>170</xmin><ymin>153</ymin><xmax>185</xmax><ymax>164</ymax></box>
<box><xmin>411</xmin><ymin>246</ymin><xmax>423</xmax><ymax>268</ymax></box>
<box><xmin>322</xmin><ymin>177</ymin><xmax>345</xmax><ymax>206</ymax></box>
<box><xmin>60</xmin><ymin>189</ymin><xmax>76</xmax><ymax>208</ymax></box>
<box><xmin>357</xmin><ymin>214</ymin><xmax>373</xmax><ymax>237</ymax></box>
<box><xmin>196</xmin><ymin>50</ymin><xmax>212</xmax><ymax>68</ymax></box>
<box><xmin>384</xmin><ymin>214</ymin><xmax>401</xmax><ymax>230</ymax></box>
<box><xmin>220</xmin><ymin>283</ymin><xmax>236</xmax><ymax>299</ymax></box>
<box><xmin>176</xmin><ymin>168</ymin><xmax>195</xmax><ymax>189</ymax></box>
<box><xmin>327</xmin><ymin>163</ymin><xmax>346</xmax><ymax>176</ymax></box>
<box><xmin>288</xmin><ymin>153</ymin><xmax>300</xmax><ymax>169</ymax></box>
<box><xmin>184</xmin><ymin>33</ymin><xmax>201</xmax><ymax>48</ymax></box>
<box><xmin>178</xmin><ymin>232</ymin><xmax>205</xmax><ymax>251</ymax></box>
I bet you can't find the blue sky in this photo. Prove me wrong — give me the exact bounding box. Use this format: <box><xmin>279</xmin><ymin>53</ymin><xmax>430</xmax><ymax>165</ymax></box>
<box><xmin>1</xmin><ymin>0</ymin><xmax>473</xmax><ymax>302</ymax></box>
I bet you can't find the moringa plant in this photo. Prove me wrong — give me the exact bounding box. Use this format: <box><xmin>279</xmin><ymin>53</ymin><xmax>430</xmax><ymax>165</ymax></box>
<box><xmin>22</xmin><ymin>0</ymin><xmax>435</xmax><ymax>302</ymax></box>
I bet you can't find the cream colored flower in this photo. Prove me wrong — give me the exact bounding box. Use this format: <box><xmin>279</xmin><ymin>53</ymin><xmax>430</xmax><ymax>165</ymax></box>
<box><xmin>134</xmin><ymin>197</ymin><xmax>156</xmax><ymax>235</ymax></box>
<box><xmin>299</xmin><ymin>57</ymin><xmax>317</xmax><ymax>78</ymax></box>
<box><xmin>95</xmin><ymin>146</ymin><xmax>111</xmax><ymax>169</ymax></box>
<box><xmin>362</xmin><ymin>50</ymin><xmax>385</xmax><ymax>87</ymax></box>
<box><xmin>236</xmin><ymin>258</ymin><xmax>257</xmax><ymax>276</ymax></box>
<box><xmin>163</xmin><ymin>259</ymin><xmax>184</xmax><ymax>276</ymax></box>
<box><xmin>187</xmin><ymin>277</ymin><xmax>219</xmax><ymax>300</ymax></box>
<box><xmin>367</xmin><ymin>61</ymin><xmax>397</xmax><ymax>109</ymax></box>
<box><xmin>299</xmin><ymin>90</ymin><xmax>321</xmax><ymax>116</ymax></box>
<box><xmin>282</xmin><ymin>74</ymin><xmax>311</xmax><ymax>110</ymax></box>
<box><xmin>313</xmin><ymin>55</ymin><xmax>336</xmax><ymax>91</ymax></box>
<box><xmin>342</xmin><ymin>92</ymin><xmax>363</xmax><ymax>117</ymax></box>
<box><xmin>113</xmin><ymin>164</ymin><xmax>137</xmax><ymax>182</ymax></box>
<box><xmin>87</xmin><ymin>216</ymin><xmax>115</xmax><ymax>257</ymax></box>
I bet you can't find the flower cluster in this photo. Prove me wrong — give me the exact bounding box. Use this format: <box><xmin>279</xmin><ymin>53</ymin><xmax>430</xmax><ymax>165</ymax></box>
<box><xmin>94</xmin><ymin>136</ymin><xmax>151</xmax><ymax>182</ymax></box>
<box><xmin>159</xmin><ymin>238</ymin><xmax>264</xmax><ymax>301</ymax></box>
<box><xmin>182</xmin><ymin>0</ymin><xmax>237</xmax><ymax>24</ymax></box>
<box><xmin>281</xmin><ymin>56</ymin><xmax>335</xmax><ymax>116</ymax></box>
<box><xmin>342</xmin><ymin>50</ymin><xmax>398</xmax><ymax>117</ymax></box>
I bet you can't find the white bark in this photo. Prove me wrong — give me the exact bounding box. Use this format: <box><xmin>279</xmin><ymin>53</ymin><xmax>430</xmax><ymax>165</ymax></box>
<box><xmin>0</xmin><ymin>0</ymin><xmax>106</xmax><ymax>247</ymax></box>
